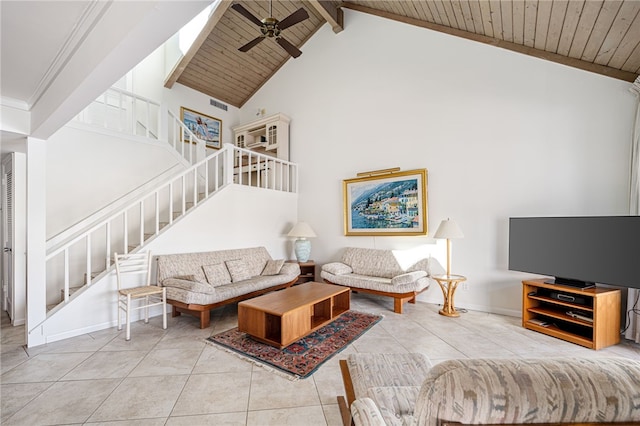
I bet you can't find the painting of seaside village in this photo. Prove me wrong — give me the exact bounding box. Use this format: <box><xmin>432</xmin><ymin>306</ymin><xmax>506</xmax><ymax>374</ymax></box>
<box><xmin>344</xmin><ymin>169</ymin><xmax>427</xmax><ymax>236</ymax></box>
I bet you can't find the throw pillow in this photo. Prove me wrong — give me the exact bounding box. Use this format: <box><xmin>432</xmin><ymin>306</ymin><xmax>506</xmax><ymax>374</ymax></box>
<box><xmin>202</xmin><ymin>264</ymin><xmax>232</xmax><ymax>287</ymax></box>
<box><xmin>261</xmin><ymin>259</ymin><xmax>285</xmax><ymax>276</ymax></box>
<box><xmin>174</xmin><ymin>274</ymin><xmax>196</xmax><ymax>281</ymax></box>
<box><xmin>322</xmin><ymin>262</ymin><xmax>353</xmax><ymax>275</ymax></box>
<box><xmin>225</xmin><ymin>259</ymin><xmax>251</xmax><ymax>282</ymax></box>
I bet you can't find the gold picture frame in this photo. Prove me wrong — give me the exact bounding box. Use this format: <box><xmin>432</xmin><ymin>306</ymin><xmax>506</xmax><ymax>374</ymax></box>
<box><xmin>343</xmin><ymin>169</ymin><xmax>428</xmax><ymax>236</ymax></box>
<box><xmin>180</xmin><ymin>106</ymin><xmax>222</xmax><ymax>149</ymax></box>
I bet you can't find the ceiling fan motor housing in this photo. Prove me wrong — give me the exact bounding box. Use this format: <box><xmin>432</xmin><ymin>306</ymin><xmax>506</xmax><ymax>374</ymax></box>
<box><xmin>261</xmin><ymin>17</ymin><xmax>280</xmax><ymax>37</ymax></box>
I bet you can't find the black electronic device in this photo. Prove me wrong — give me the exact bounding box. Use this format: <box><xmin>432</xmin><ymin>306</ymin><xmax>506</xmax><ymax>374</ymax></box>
<box><xmin>508</xmin><ymin>216</ymin><xmax>640</xmax><ymax>289</ymax></box>
<box><xmin>548</xmin><ymin>291</ymin><xmax>588</xmax><ymax>306</ymax></box>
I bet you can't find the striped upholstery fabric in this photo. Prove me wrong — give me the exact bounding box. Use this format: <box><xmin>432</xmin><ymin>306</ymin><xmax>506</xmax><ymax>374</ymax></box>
<box><xmin>413</xmin><ymin>358</ymin><xmax>640</xmax><ymax>425</ymax></box>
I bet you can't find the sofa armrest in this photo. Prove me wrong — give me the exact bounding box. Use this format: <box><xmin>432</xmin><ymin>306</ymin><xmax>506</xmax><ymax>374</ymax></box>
<box><xmin>322</xmin><ymin>262</ymin><xmax>353</xmax><ymax>275</ymax></box>
<box><xmin>161</xmin><ymin>277</ymin><xmax>216</xmax><ymax>294</ymax></box>
<box><xmin>351</xmin><ymin>398</ymin><xmax>387</xmax><ymax>426</ymax></box>
<box><xmin>391</xmin><ymin>271</ymin><xmax>427</xmax><ymax>286</ymax></box>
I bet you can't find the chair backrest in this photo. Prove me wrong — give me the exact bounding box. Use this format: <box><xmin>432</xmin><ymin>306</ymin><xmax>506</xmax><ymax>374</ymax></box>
<box><xmin>114</xmin><ymin>252</ymin><xmax>152</xmax><ymax>291</ymax></box>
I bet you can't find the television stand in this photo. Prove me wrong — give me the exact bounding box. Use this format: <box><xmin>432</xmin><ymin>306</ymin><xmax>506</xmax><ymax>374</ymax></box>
<box><xmin>522</xmin><ymin>279</ymin><xmax>620</xmax><ymax>350</ymax></box>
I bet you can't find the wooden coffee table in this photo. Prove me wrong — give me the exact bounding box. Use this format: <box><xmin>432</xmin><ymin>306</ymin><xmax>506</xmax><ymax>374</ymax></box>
<box><xmin>237</xmin><ymin>282</ymin><xmax>350</xmax><ymax>348</ymax></box>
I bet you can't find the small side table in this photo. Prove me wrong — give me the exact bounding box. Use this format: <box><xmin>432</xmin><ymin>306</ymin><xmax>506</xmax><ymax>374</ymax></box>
<box><xmin>287</xmin><ymin>260</ymin><xmax>315</xmax><ymax>285</ymax></box>
<box><xmin>432</xmin><ymin>274</ymin><xmax>467</xmax><ymax>317</ymax></box>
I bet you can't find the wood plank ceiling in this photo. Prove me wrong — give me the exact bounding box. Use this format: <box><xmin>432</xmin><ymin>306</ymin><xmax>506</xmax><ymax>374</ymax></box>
<box><xmin>166</xmin><ymin>1</ymin><xmax>640</xmax><ymax>108</ymax></box>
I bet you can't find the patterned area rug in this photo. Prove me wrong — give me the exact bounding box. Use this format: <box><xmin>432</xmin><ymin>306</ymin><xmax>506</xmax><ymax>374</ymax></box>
<box><xmin>206</xmin><ymin>310</ymin><xmax>382</xmax><ymax>379</ymax></box>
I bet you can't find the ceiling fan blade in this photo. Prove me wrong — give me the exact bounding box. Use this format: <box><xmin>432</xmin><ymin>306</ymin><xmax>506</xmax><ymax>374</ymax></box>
<box><xmin>239</xmin><ymin>36</ymin><xmax>265</xmax><ymax>52</ymax></box>
<box><xmin>231</xmin><ymin>3</ymin><xmax>263</xmax><ymax>27</ymax></box>
<box><xmin>277</xmin><ymin>8</ymin><xmax>309</xmax><ymax>30</ymax></box>
<box><xmin>276</xmin><ymin>37</ymin><xmax>302</xmax><ymax>58</ymax></box>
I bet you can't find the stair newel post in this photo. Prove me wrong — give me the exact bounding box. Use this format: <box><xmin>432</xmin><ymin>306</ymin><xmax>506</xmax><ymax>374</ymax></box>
<box><xmin>224</xmin><ymin>144</ymin><xmax>234</xmax><ymax>186</ymax></box>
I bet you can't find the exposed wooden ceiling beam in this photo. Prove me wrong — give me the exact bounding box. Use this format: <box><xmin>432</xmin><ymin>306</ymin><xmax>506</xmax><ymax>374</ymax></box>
<box><xmin>165</xmin><ymin>0</ymin><xmax>233</xmax><ymax>88</ymax></box>
<box><xmin>340</xmin><ymin>2</ymin><xmax>637</xmax><ymax>83</ymax></box>
<box><xmin>306</xmin><ymin>0</ymin><xmax>343</xmax><ymax>33</ymax></box>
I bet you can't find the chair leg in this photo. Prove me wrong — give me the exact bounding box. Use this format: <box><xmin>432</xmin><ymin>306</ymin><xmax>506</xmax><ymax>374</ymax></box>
<box><xmin>125</xmin><ymin>294</ymin><xmax>131</xmax><ymax>341</ymax></box>
<box><xmin>144</xmin><ymin>295</ymin><xmax>150</xmax><ymax>324</ymax></box>
<box><xmin>162</xmin><ymin>289</ymin><xmax>167</xmax><ymax>330</ymax></box>
<box><xmin>117</xmin><ymin>296</ymin><xmax>122</xmax><ymax>331</ymax></box>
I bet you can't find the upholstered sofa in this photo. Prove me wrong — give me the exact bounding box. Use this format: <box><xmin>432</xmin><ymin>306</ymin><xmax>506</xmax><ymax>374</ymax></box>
<box><xmin>339</xmin><ymin>354</ymin><xmax>640</xmax><ymax>426</ymax></box>
<box><xmin>321</xmin><ymin>247</ymin><xmax>444</xmax><ymax>314</ymax></box>
<box><xmin>156</xmin><ymin>247</ymin><xmax>300</xmax><ymax>328</ymax></box>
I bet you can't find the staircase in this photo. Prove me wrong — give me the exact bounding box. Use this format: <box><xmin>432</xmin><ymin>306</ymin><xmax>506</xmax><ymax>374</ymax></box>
<box><xmin>34</xmin><ymin>87</ymin><xmax>298</xmax><ymax>336</ymax></box>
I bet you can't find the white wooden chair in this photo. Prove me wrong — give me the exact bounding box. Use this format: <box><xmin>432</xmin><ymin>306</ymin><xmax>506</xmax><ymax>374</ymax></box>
<box><xmin>115</xmin><ymin>251</ymin><xmax>167</xmax><ymax>340</ymax></box>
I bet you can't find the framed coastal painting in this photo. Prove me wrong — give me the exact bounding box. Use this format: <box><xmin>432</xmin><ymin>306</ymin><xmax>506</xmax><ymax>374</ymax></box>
<box><xmin>343</xmin><ymin>169</ymin><xmax>428</xmax><ymax>236</ymax></box>
<box><xmin>180</xmin><ymin>107</ymin><xmax>222</xmax><ymax>149</ymax></box>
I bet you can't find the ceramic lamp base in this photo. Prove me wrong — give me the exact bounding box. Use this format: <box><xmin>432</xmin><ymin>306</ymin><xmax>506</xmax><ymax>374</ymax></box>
<box><xmin>294</xmin><ymin>239</ymin><xmax>311</xmax><ymax>262</ymax></box>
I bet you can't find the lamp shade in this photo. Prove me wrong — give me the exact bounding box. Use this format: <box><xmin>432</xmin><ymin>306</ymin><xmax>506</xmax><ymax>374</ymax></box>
<box><xmin>287</xmin><ymin>222</ymin><xmax>316</xmax><ymax>238</ymax></box>
<box><xmin>433</xmin><ymin>219</ymin><xmax>464</xmax><ymax>239</ymax></box>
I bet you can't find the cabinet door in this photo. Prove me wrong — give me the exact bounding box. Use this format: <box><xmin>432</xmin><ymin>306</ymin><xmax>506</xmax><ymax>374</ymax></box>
<box><xmin>236</xmin><ymin>132</ymin><xmax>247</xmax><ymax>148</ymax></box>
<box><xmin>266</xmin><ymin>124</ymin><xmax>278</xmax><ymax>150</ymax></box>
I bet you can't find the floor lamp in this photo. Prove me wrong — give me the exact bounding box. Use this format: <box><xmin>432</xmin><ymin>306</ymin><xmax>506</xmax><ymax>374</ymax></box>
<box><xmin>433</xmin><ymin>218</ymin><xmax>464</xmax><ymax>276</ymax></box>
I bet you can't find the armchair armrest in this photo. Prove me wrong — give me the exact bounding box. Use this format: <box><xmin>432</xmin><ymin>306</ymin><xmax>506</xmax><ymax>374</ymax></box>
<box><xmin>351</xmin><ymin>398</ymin><xmax>387</xmax><ymax>426</ymax></box>
<box><xmin>322</xmin><ymin>262</ymin><xmax>353</xmax><ymax>275</ymax></box>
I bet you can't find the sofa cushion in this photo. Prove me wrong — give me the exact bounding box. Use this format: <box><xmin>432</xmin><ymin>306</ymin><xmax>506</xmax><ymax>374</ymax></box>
<box><xmin>261</xmin><ymin>259</ymin><xmax>285</xmax><ymax>276</ymax></box>
<box><xmin>322</xmin><ymin>262</ymin><xmax>353</xmax><ymax>275</ymax></box>
<box><xmin>391</xmin><ymin>271</ymin><xmax>427</xmax><ymax>286</ymax></box>
<box><xmin>413</xmin><ymin>357</ymin><xmax>640</xmax><ymax>425</ymax></box>
<box><xmin>202</xmin><ymin>263</ymin><xmax>232</xmax><ymax>287</ymax></box>
<box><xmin>321</xmin><ymin>271</ymin><xmax>431</xmax><ymax>294</ymax></box>
<box><xmin>225</xmin><ymin>259</ymin><xmax>251</xmax><ymax>282</ymax></box>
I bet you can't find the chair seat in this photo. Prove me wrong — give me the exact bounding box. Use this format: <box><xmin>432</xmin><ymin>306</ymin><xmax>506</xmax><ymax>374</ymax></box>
<box><xmin>119</xmin><ymin>286</ymin><xmax>164</xmax><ymax>298</ymax></box>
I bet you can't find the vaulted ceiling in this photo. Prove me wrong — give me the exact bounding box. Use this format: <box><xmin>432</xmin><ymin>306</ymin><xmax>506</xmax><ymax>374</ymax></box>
<box><xmin>166</xmin><ymin>0</ymin><xmax>640</xmax><ymax>109</ymax></box>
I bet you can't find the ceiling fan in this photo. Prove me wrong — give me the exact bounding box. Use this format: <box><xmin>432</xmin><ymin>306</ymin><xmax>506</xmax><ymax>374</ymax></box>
<box><xmin>231</xmin><ymin>1</ymin><xmax>309</xmax><ymax>58</ymax></box>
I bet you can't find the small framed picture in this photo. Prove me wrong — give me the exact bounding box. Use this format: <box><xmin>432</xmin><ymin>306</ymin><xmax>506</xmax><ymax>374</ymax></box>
<box><xmin>343</xmin><ymin>169</ymin><xmax>428</xmax><ymax>236</ymax></box>
<box><xmin>180</xmin><ymin>107</ymin><xmax>222</xmax><ymax>149</ymax></box>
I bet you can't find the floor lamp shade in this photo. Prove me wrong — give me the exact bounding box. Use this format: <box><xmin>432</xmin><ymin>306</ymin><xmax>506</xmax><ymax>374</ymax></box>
<box><xmin>287</xmin><ymin>222</ymin><xmax>316</xmax><ymax>262</ymax></box>
<box><xmin>434</xmin><ymin>219</ymin><xmax>464</xmax><ymax>276</ymax></box>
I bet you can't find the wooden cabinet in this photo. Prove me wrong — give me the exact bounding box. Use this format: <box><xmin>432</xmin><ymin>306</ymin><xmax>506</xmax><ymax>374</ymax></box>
<box><xmin>522</xmin><ymin>279</ymin><xmax>620</xmax><ymax>350</ymax></box>
<box><xmin>289</xmin><ymin>260</ymin><xmax>315</xmax><ymax>285</ymax></box>
<box><xmin>232</xmin><ymin>113</ymin><xmax>290</xmax><ymax>160</ymax></box>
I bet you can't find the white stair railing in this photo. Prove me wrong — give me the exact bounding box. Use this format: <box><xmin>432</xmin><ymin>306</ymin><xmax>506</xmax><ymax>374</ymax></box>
<box><xmin>167</xmin><ymin>110</ymin><xmax>207</xmax><ymax>165</ymax></box>
<box><xmin>38</xmin><ymin>144</ymin><xmax>298</xmax><ymax>325</ymax></box>
<box><xmin>74</xmin><ymin>87</ymin><xmax>161</xmax><ymax>139</ymax></box>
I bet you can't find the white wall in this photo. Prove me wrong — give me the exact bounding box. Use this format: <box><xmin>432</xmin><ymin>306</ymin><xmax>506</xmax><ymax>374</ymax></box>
<box><xmin>240</xmin><ymin>10</ymin><xmax>635</xmax><ymax>316</ymax></box>
<box><xmin>45</xmin><ymin>126</ymin><xmax>181</xmax><ymax>238</ymax></box>
<box><xmin>38</xmin><ymin>185</ymin><xmax>297</xmax><ymax>343</ymax></box>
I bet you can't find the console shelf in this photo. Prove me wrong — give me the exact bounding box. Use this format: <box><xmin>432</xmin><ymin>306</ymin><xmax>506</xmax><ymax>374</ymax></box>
<box><xmin>522</xmin><ymin>279</ymin><xmax>620</xmax><ymax>350</ymax></box>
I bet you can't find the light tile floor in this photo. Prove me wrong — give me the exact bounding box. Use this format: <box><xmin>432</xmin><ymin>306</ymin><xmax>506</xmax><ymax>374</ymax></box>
<box><xmin>2</xmin><ymin>294</ymin><xmax>640</xmax><ymax>425</ymax></box>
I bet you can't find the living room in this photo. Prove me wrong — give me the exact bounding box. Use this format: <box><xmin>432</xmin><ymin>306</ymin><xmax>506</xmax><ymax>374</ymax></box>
<box><xmin>2</xmin><ymin>1</ymin><xmax>640</xmax><ymax>424</ymax></box>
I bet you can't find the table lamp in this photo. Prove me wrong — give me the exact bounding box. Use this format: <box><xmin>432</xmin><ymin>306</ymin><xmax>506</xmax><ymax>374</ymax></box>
<box><xmin>433</xmin><ymin>218</ymin><xmax>464</xmax><ymax>276</ymax></box>
<box><xmin>287</xmin><ymin>222</ymin><xmax>316</xmax><ymax>262</ymax></box>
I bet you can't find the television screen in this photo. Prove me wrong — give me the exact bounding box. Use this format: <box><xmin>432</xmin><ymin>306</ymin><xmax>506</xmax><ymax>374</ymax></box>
<box><xmin>508</xmin><ymin>216</ymin><xmax>640</xmax><ymax>289</ymax></box>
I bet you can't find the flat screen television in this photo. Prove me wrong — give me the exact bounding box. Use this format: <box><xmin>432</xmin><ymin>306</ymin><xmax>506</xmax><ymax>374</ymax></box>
<box><xmin>508</xmin><ymin>216</ymin><xmax>640</xmax><ymax>289</ymax></box>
